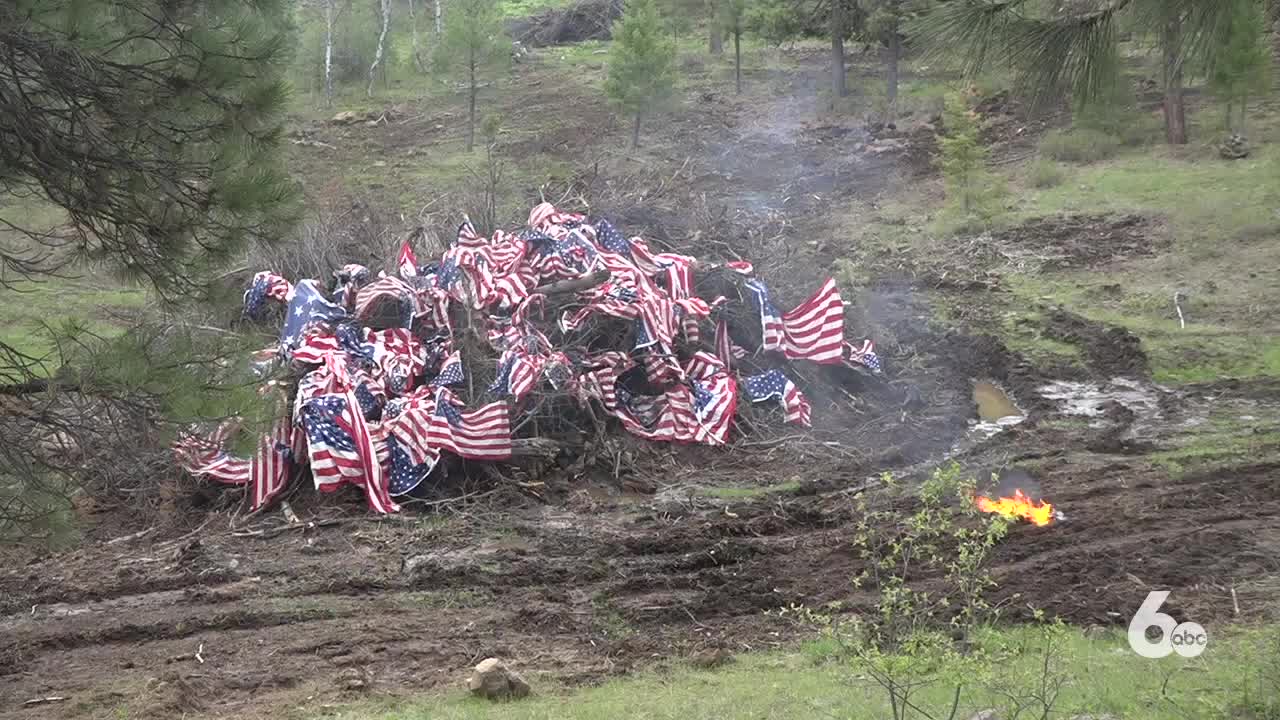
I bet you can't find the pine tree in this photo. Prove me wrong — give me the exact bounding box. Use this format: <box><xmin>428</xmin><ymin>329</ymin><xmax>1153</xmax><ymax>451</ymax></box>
<box><xmin>605</xmin><ymin>0</ymin><xmax>678</xmax><ymax>148</ymax></box>
<box><xmin>435</xmin><ymin>0</ymin><xmax>509</xmax><ymax>152</ymax></box>
<box><xmin>0</xmin><ymin>0</ymin><xmax>298</xmax><ymax>296</ymax></box>
<box><xmin>1207</xmin><ymin>0</ymin><xmax>1270</xmax><ymax>134</ymax></box>
<box><xmin>938</xmin><ymin>89</ymin><xmax>1002</xmax><ymax>227</ymax></box>
<box><xmin>862</xmin><ymin>0</ymin><xmax>931</xmax><ymax>121</ymax></box>
<box><xmin>916</xmin><ymin>0</ymin><xmax>1241</xmax><ymax>145</ymax></box>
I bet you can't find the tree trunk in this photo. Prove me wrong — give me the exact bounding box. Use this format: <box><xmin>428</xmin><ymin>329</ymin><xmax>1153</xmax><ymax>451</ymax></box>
<box><xmin>886</xmin><ymin>27</ymin><xmax>900</xmax><ymax>121</ymax></box>
<box><xmin>733</xmin><ymin>29</ymin><xmax>741</xmax><ymax>94</ymax></box>
<box><xmin>435</xmin><ymin>0</ymin><xmax>443</xmax><ymax>34</ymax></box>
<box><xmin>830</xmin><ymin>2</ymin><xmax>847</xmax><ymax>99</ymax></box>
<box><xmin>367</xmin><ymin>0</ymin><xmax>391</xmax><ymax>98</ymax></box>
<box><xmin>324</xmin><ymin>0</ymin><xmax>335</xmax><ymax>105</ymax></box>
<box><xmin>409</xmin><ymin>0</ymin><xmax>425</xmax><ymax>72</ymax></box>
<box><xmin>1161</xmin><ymin>17</ymin><xmax>1187</xmax><ymax>144</ymax></box>
<box><xmin>709</xmin><ymin>0</ymin><xmax>723</xmax><ymax>54</ymax></box>
<box><xmin>466</xmin><ymin>46</ymin><xmax>477</xmax><ymax>152</ymax></box>
<box><xmin>632</xmin><ymin>111</ymin><xmax>642</xmax><ymax>148</ymax></box>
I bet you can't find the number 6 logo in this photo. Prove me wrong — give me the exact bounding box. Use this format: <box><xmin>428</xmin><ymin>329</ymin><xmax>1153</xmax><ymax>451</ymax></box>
<box><xmin>1128</xmin><ymin>591</ymin><xmax>1207</xmax><ymax>658</ymax></box>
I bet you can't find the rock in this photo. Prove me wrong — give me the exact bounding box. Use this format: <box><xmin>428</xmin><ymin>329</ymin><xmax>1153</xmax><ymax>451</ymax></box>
<box><xmin>689</xmin><ymin>648</ymin><xmax>733</xmax><ymax>669</ymax></box>
<box><xmin>1219</xmin><ymin>133</ymin><xmax>1249</xmax><ymax>159</ymax></box>
<box><xmin>866</xmin><ymin>138</ymin><xmax>907</xmax><ymax>154</ymax></box>
<box><xmin>966</xmin><ymin>711</ymin><xmax>999</xmax><ymax>720</ymax></box>
<box><xmin>467</xmin><ymin>658</ymin><xmax>531</xmax><ymax>700</ymax></box>
<box><xmin>330</xmin><ymin>111</ymin><xmax>361</xmax><ymax>125</ymax></box>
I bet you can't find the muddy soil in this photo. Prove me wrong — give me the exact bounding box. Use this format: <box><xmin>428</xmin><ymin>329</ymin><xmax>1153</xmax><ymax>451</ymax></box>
<box><xmin>4</xmin><ymin>45</ymin><xmax>1280</xmax><ymax>720</ymax></box>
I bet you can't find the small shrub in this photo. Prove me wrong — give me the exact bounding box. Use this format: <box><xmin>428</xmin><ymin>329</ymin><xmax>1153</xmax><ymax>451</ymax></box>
<box><xmin>1040</xmin><ymin>128</ymin><xmax>1121</xmax><ymax>163</ymax></box>
<box><xmin>1029</xmin><ymin>158</ymin><xmax>1065</xmax><ymax>188</ymax></box>
<box><xmin>940</xmin><ymin>89</ymin><xmax>1006</xmax><ymax>228</ymax></box>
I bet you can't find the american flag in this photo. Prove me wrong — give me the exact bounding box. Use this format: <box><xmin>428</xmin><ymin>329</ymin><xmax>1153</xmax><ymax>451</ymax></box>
<box><xmin>594</xmin><ymin>219</ymin><xmax>632</xmax><ymax>259</ymax></box>
<box><xmin>745</xmin><ymin>278</ymin><xmax>846</xmax><ymax>364</ymax></box>
<box><xmin>430</xmin><ymin>350</ymin><xmax>466</xmax><ymax>387</ymax></box>
<box><xmin>333</xmin><ymin>264</ymin><xmax>370</xmax><ymax>311</ymax></box>
<box><xmin>488</xmin><ymin>350</ymin><xmax>543</xmax><ymax>401</ymax></box>
<box><xmin>725</xmin><ymin>260</ymin><xmax>754</xmax><ymax>275</ymax></box>
<box><xmin>300</xmin><ymin>392</ymin><xmax>399</xmax><ymax>514</ymax></box>
<box><xmin>658</xmin><ymin>256</ymin><xmax>695</xmax><ymax>299</ymax></box>
<box><xmin>743</xmin><ymin>369</ymin><xmax>812</xmax><ymax>427</ymax></box>
<box><xmin>843</xmin><ymin>339</ymin><xmax>882</xmax><ymax>373</ymax></box>
<box><xmin>173</xmin><ymin>417</ymin><xmax>296</xmax><ymax>511</ymax></box>
<box><xmin>456</xmin><ymin>217</ymin><xmax>486</xmax><ymax>247</ymax></box>
<box><xmin>434</xmin><ymin>254</ymin><xmax>464</xmax><ymax>292</ymax></box>
<box><xmin>243</xmin><ymin>271</ymin><xmax>293</xmax><ymax>319</ymax></box>
<box><xmin>528</xmin><ymin>201</ymin><xmax>584</xmax><ymax>230</ymax></box>
<box><xmin>352</xmin><ymin>371</ymin><xmax>386</xmax><ymax>420</ymax></box>
<box><xmin>690</xmin><ymin>375</ymin><xmax>737</xmax><ymax>444</ymax></box>
<box><xmin>250</xmin><ymin>418</ymin><xmax>297</xmax><ymax>509</ymax></box>
<box><xmin>427</xmin><ymin>389</ymin><xmax>512</xmax><ymax>460</ymax></box>
<box><xmin>282</xmin><ymin>280</ymin><xmax>347</xmax><ymax>351</ymax></box>
<box><xmin>398</xmin><ymin>241</ymin><xmax>418</xmax><ymax>278</ymax></box>
<box><xmin>386</xmin><ymin>433</ymin><xmax>434</xmax><ymax>496</ymax></box>
<box><xmin>714</xmin><ymin>318</ymin><xmax>747</xmax><ymax>368</ymax></box>
<box><xmin>534</xmin><ymin>230</ymin><xmax>597</xmax><ymax>280</ymax></box>
<box><xmin>353</xmin><ymin>275</ymin><xmax>417</xmax><ymax>328</ymax></box>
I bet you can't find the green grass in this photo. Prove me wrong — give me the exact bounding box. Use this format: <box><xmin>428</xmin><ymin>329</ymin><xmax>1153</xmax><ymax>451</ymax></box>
<box><xmin>1016</xmin><ymin>142</ymin><xmax>1280</xmax><ymax>234</ymax></box>
<box><xmin>0</xmin><ymin>279</ymin><xmax>146</xmax><ymax>365</ymax></box>
<box><xmin>1150</xmin><ymin>427</ymin><xmax>1280</xmax><ymax>476</ymax></box>
<box><xmin>497</xmin><ymin>0</ymin><xmax>575</xmax><ymax>18</ymax></box>
<box><xmin>323</xmin><ymin>624</ymin><xmax>1280</xmax><ymax>720</ymax></box>
<box><xmin>698</xmin><ymin>481</ymin><xmax>801</xmax><ymax>499</ymax></box>
<box><xmin>1003</xmin><ymin>268</ymin><xmax>1280</xmax><ymax>384</ymax></box>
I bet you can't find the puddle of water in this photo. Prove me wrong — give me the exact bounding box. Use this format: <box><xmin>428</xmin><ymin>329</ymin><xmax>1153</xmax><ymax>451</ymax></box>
<box><xmin>974</xmin><ymin>381</ymin><xmax>1023</xmax><ymax>422</ymax></box>
<box><xmin>1039</xmin><ymin>378</ymin><xmax>1161</xmax><ymax>420</ymax></box>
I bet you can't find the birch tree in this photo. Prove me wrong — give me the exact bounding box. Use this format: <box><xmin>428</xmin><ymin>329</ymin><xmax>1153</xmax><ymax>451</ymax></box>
<box><xmin>409</xmin><ymin>0</ymin><xmax>426</xmax><ymax>72</ymax></box>
<box><xmin>367</xmin><ymin>0</ymin><xmax>392</xmax><ymax>97</ymax></box>
<box><xmin>325</xmin><ymin>0</ymin><xmax>338</xmax><ymax>104</ymax></box>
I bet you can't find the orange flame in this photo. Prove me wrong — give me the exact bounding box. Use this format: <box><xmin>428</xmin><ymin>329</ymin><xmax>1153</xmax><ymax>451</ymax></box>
<box><xmin>974</xmin><ymin>489</ymin><xmax>1054</xmax><ymax>526</ymax></box>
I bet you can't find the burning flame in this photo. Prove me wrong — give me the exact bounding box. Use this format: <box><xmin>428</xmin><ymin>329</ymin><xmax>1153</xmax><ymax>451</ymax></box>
<box><xmin>975</xmin><ymin>489</ymin><xmax>1055</xmax><ymax>526</ymax></box>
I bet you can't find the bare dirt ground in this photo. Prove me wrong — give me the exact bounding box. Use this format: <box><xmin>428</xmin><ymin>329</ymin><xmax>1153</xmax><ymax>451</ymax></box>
<box><xmin>3</xmin><ymin>46</ymin><xmax>1280</xmax><ymax>720</ymax></box>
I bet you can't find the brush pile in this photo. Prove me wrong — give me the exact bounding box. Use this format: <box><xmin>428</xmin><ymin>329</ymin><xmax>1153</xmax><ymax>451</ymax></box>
<box><xmin>174</xmin><ymin>203</ymin><xmax>883</xmax><ymax>514</ymax></box>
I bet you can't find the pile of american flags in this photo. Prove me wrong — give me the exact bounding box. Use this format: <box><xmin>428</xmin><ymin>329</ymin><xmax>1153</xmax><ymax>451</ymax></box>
<box><xmin>174</xmin><ymin>203</ymin><xmax>881</xmax><ymax>514</ymax></box>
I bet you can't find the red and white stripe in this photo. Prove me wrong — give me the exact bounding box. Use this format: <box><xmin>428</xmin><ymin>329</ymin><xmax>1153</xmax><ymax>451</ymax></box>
<box><xmin>776</xmin><ymin>278</ymin><xmax>846</xmax><ymax>364</ymax></box>
<box><xmin>398</xmin><ymin>241</ymin><xmax>418</xmax><ymax>278</ymax></box>
<box><xmin>353</xmin><ymin>275</ymin><xmax>416</xmax><ymax>322</ymax></box>
<box><xmin>307</xmin><ymin>390</ymin><xmax>399</xmax><ymax>514</ymax></box>
<box><xmin>427</xmin><ymin>389</ymin><xmax>512</xmax><ymax>460</ymax></box>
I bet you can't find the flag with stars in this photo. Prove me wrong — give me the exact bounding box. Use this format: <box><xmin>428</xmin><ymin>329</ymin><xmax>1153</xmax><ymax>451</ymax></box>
<box><xmin>595</xmin><ymin>219</ymin><xmax>632</xmax><ymax>259</ymax></box>
<box><xmin>282</xmin><ymin>279</ymin><xmax>347</xmax><ymax>351</ymax></box>
<box><xmin>427</xmin><ymin>388</ymin><xmax>512</xmax><ymax>460</ymax></box>
<box><xmin>435</xmin><ymin>254</ymin><xmax>463</xmax><ymax>292</ymax></box>
<box><xmin>745</xmin><ymin>279</ymin><xmax>786</xmax><ymax>350</ymax></box>
<box><xmin>690</xmin><ymin>374</ymin><xmax>736</xmax><ymax>444</ymax></box>
<box><xmin>299</xmin><ymin>392</ymin><xmax>398</xmax><ymax>514</ymax></box>
<box><xmin>843</xmin><ymin>339</ymin><xmax>882</xmax><ymax>373</ymax></box>
<box><xmin>745</xmin><ymin>278</ymin><xmax>845</xmax><ymax>364</ymax></box>
<box><xmin>430</xmin><ymin>351</ymin><xmax>466</xmax><ymax>387</ymax></box>
<box><xmin>243</xmin><ymin>271</ymin><xmax>293</xmax><ymax>320</ymax></box>
<box><xmin>386</xmin><ymin>433</ymin><xmax>436</xmax><ymax>496</ymax></box>
<box><xmin>743</xmin><ymin>369</ymin><xmax>812</xmax><ymax>427</ymax></box>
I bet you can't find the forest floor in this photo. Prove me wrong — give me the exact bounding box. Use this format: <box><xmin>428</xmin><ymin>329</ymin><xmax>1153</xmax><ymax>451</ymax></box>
<box><xmin>2</xmin><ymin>37</ymin><xmax>1280</xmax><ymax>720</ymax></box>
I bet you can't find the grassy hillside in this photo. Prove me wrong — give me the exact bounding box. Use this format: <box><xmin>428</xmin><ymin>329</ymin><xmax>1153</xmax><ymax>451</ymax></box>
<box><xmin>334</xmin><ymin>625</ymin><xmax>1280</xmax><ymax>720</ymax></box>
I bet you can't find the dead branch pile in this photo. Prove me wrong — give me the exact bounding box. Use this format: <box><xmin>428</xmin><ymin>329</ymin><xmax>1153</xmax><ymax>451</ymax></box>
<box><xmin>174</xmin><ymin>202</ymin><xmax>885</xmax><ymax>515</ymax></box>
